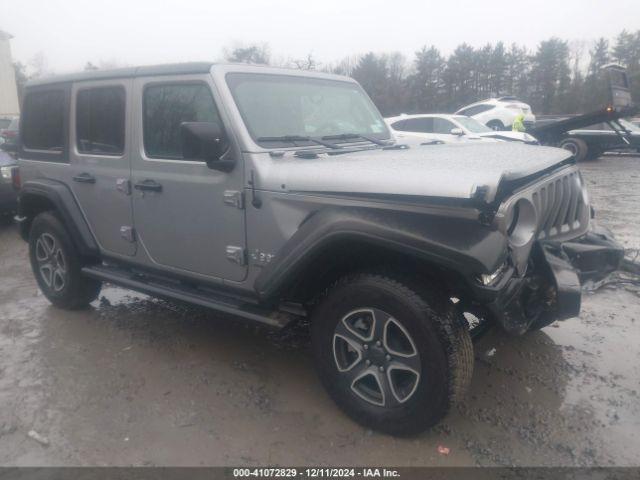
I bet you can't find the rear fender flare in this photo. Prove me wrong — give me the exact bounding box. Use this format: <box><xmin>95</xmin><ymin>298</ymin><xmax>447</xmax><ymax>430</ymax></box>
<box><xmin>18</xmin><ymin>179</ymin><xmax>99</xmax><ymax>258</ymax></box>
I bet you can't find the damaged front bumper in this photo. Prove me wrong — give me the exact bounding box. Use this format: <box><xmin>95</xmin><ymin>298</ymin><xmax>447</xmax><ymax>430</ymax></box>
<box><xmin>479</xmin><ymin>224</ymin><xmax>623</xmax><ymax>335</ymax></box>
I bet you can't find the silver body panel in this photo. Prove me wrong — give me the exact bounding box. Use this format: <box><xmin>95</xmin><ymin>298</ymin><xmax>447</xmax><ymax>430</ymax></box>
<box><xmin>18</xmin><ymin>63</ymin><xmax>583</xmax><ymax>295</ymax></box>
<box><xmin>69</xmin><ymin>78</ymin><xmax>136</xmax><ymax>257</ymax></box>
<box><xmin>244</xmin><ymin>143</ymin><xmax>571</xmax><ymax>203</ymax></box>
<box><xmin>129</xmin><ymin>73</ymin><xmax>247</xmax><ymax>282</ymax></box>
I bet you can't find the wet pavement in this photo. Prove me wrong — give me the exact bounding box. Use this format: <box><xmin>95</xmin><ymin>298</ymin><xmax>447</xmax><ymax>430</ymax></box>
<box><xmin>0</xmin><ymin>156</ymin><xmax>639</xmax><ymax>466</ymax></box>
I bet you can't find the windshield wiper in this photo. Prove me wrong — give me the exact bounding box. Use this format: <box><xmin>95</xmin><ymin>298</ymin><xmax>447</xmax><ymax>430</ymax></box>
<box><xmin>256</xmin><ymin>135</ymin><xmax>341</xmax><ymax>149</ymax></box>
<box><xmin>321</xmin><ymin>133</ymin><xmax>390</xmax><ymax>146</ymax></box>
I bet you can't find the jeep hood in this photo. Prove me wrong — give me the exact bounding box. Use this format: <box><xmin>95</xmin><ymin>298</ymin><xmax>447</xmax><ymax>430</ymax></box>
<box><xmin>257</xmin><ymin>142</ymin><xmax>573</xmax><ymax>203</ymax></box>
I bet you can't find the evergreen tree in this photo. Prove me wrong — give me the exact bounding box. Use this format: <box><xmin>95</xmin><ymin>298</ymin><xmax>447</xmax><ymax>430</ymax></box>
<box><xmin>407</xmin><ymin>46</ymin><xmax>445</xmax><ymax>112</ymax></box>
<box><xmin>530</xmin><ymin>38</ymin><xmax>571</xmax><ymax>114</ymax></box>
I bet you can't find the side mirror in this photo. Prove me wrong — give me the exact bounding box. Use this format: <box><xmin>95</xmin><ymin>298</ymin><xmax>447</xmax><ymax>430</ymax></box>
<box><xmin>180</xmin><ymin>121</ymin><xmax>233</xmax><ymax>170</ymax></box>
<box><xmin>450</xmin><ymin>128</ymin><xmax>464</xmax><ymax>136</ymax></box>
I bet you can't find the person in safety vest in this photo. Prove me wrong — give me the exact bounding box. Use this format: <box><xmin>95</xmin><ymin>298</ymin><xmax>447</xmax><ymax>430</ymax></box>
<box><xmin>512</xmin><ymin>114</ymin><xmax>526</xmax><ymax>132</ymax></box>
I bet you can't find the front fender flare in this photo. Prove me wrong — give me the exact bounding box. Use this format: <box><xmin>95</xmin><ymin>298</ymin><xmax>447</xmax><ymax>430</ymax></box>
<box><xmin>254</xmin><ymin>207</ymin><xmax>508</xmax><ymax>299</ymax></box>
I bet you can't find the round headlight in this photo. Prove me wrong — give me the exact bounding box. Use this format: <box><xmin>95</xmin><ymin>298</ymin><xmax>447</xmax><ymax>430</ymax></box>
<box><xmin>507</xmin><ymin>198</ymin><xmax>537</xmax><ymax>247</ymax></box>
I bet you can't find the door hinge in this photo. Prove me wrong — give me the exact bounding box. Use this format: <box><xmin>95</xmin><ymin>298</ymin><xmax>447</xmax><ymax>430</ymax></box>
<box><xmin>226</xmin><ymin>246</ymin><xmax>246</xmax><ymax>266</ymax></box>
<box><xmin>116</xmin><ymin>178</ymin><xmax>132</xmax><ymax>195</ymax></box>
<box><xmin>120</xmin><ymin>226</ymin><xmax>136</xmax><ymax>243</ymax></box>
<box><xmin>223</xmin><ymin>190</ymin><xmax>244</xmax><ymax>209</ymax></box>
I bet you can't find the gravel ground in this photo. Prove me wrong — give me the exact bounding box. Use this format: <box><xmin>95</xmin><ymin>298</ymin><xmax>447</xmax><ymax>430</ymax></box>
<box><xmin>0</xmin><ymin>155</ymin><xmax>639</xmax><ymax>467</ymax></box>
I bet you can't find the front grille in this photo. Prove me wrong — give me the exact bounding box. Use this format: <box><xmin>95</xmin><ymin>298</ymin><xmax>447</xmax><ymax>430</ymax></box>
<box><xmin>532</xmin><ymin>169</ymin><xmax>588</xmax><ymax>240</ymax></box>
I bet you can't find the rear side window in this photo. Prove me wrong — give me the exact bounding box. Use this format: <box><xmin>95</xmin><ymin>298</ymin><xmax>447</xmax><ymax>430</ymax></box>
<box><xmin>22</xmin><ymin>90</ymin><xmax>66</xmax><ymax>151</ymax></box>
<box><xmin>399</xmin><ymin>117</ymin><xmax>434</xmax><ymax>133</ymax></box>
<box><xmin>76</xmin><ymin>86</ymin><xmax>126</xmax><ymax>155</ymax></box>
<box><xmin>143</xmin><ymin>83</ymin><xmax>221</xmax><ymax>160</ymax></box>
<box><xmin>459</xmin><ymin>104</ymin><xmax>494</xmax><ymax>116</ymax></box>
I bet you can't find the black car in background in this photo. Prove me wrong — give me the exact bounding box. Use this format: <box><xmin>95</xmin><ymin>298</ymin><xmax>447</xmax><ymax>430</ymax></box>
<box><xmin>560</xmin><ymin>118</ymin><xmax>640</xmax><ymax>161</ymax></box>
<box><xmin>0</xmin><ymin>145</ymin><xmax>19</xmax><ymax>221</ymax></box>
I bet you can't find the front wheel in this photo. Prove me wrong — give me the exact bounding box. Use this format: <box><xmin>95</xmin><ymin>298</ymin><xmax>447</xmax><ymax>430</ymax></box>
<box><xmin>29</xmin><ymin>212</ymin><xmax>101</xmax><ymax>309</ymax></box>
<box><xmin>310</xmin><ymin>273</ymin><xmax>473</xmax><ymax>435</ymax></box>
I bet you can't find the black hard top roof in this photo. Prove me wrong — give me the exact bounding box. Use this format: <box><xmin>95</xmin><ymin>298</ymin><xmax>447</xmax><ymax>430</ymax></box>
<box><xmin>26</xmin><ymin>62</ymin><xmax>216</xmax><ymax>88</ymax></box>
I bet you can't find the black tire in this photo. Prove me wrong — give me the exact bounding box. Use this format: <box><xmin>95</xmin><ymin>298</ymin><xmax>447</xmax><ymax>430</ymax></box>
<box><xmin>28</xmin><ymin>211</ymin><xmax>101</xmax><ymax>309</ymax></box>
<box><xmin>487</xmin><ymin>120</ymin><xmax>505</xmax><ymax>131</ymax></box>
<box><xmin>560</xmin><ymin>138</ymin><xmax>588</xmax><ymax>162</ymax></box>
<box><xmin>310</xmin><ymin>272</ymin><xmax>473</xmax><ymax>435</ymax></box>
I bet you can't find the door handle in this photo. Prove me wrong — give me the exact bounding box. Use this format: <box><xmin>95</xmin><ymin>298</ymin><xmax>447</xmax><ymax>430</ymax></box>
<box><xmin>73</xmin><ymin>173</ymin><xmax>96</xmax><ymax>184</ymax></box>
<box><xmin>134</xmin><ymin>179</ymin><xmax>163</xmax><ymax>193</ymax></box>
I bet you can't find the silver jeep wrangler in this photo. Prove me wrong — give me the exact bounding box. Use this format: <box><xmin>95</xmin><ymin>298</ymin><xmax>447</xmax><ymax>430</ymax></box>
<box><xmin>16</xmin><ymin>63</ymin><xmax>622</xmax><ymax>435</ymax></box>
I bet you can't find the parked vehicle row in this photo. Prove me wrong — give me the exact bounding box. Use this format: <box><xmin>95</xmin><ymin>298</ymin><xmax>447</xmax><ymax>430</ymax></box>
<box><xmin>14</xmin><ymin>63</ymin><xmax>622</xmax><ymax>435</ymax></box>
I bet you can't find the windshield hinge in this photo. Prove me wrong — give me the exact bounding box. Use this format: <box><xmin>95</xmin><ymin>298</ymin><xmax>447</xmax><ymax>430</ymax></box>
<box><xmin>226</xmin><ymin>246</ymin><xmax>246</xmax><ymax>266</ymax></box>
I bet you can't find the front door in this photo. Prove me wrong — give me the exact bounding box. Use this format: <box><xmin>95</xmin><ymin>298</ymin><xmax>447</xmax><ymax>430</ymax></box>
<box><xmin>70</xmin><ymin>79</ymin><xmax>135</xmax><ymax>256</ymax></box>
<box><xmin>130</xmin><ymin>76</ymin><xmax>247</xmax><ymax>282</ymax></box>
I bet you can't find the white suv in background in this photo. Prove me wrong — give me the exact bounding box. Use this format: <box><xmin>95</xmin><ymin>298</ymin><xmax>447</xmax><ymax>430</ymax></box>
<box><xmin>455</xmin><ymin>96</ymin><xmax>536</xmax><ymax>131</ymax></box>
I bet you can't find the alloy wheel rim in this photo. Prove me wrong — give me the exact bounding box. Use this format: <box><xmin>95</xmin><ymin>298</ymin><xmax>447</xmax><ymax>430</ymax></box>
<box><xmin>332</xmin><ymin>308</ymin><xmax>421</xmax><ymax>407</ymax></box>
<box><xmin>35</xmin><ymin>233</ymin><xmax>67</xmax><ymax>292</ymax></box>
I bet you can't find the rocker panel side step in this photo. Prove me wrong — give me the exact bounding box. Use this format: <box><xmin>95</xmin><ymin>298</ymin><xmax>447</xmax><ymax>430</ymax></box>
<box><xmin>81</xmin><ymin>264</ymin><xmax>295</xmax><ymax>329</ymax></box>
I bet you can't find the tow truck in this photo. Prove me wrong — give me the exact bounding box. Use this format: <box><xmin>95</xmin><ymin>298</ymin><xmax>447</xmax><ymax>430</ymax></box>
<box><xmin>531</xmin><ymin>64</ymin><xmax>638</xmax><ymax>161</ymax></box>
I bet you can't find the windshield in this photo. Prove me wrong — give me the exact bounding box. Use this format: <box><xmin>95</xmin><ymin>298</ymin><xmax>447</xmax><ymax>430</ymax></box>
<box><xmin>454</xmin><ymin>116</ymin><xmax>493</xmax><ymax>133</ymax></box>
<box><xmin>619</xmin><ymin>119</ymin><xmax>640</xmax><ymax>132</ymax></box>
<box><xmin>226</xmin><ymin>73</ymin><xmax>390</xmax><ymax>147</ymax></box>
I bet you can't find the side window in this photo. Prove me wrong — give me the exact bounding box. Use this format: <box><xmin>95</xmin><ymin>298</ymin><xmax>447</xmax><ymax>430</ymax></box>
<box><xmin>76</xmin><ymin>86</ymin><xmax>126</xmax><ymax>155</ymax></box>
<box><xmin>400</xmin><ymin>118</ymin><xmax>434</xmax><ymax>133</ymax></box>
<box><xmin>463</xmin><ymin>104</ymin><xmax>495</xmax><ymax>116</ymax></box>
<box><xmin>22</xmin><ymin>90</ymin><xmax>66</xmax><ymax>152</ymax></box>
<box><xmin>143</xmin><ymin>83</ymin><xmax>221</xmax><ymax>160</ymax></box>
<box><xmin>390</xmin><ymin>120</ymin><xmax>406</xmax><ymax>130</ymax></box>
<box><xmin>433</xmin><ymin>118</ymin><xmax>456</xmax><ymax>134</ymax></box>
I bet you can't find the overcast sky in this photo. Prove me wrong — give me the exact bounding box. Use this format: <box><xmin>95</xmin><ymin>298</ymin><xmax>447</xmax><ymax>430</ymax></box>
<box><xmin>2</xmin><ymin>0</ymin><xmax>639</xmax><ymax>73</ymax></box>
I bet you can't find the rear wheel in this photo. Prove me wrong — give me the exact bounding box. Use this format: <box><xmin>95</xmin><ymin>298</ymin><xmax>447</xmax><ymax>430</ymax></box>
<box><xmin>560</xmin><ymin>138</ymin><xmax>588</xmax><ymax>162</ymax></box>
<box><xmin>29</xmin><ymin>212</ymin><xmax>101</xmax><ymax>309</ymax></box>
<box><xmin>310</xmin><ymin>272</ymin><xmax>473</xmax><ymax>435</ymax></box>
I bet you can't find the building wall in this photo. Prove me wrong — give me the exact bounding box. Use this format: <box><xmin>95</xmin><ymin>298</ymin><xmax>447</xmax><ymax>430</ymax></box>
<box><xmin>0</xmin><ymin>31</ymin><xmax>20</xmax><ymax>116</ymax></box>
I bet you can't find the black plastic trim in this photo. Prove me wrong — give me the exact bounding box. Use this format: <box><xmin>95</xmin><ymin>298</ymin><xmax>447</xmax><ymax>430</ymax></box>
<box><xmin>82</xmin><ymin>264</ymin><xmax>292</xmax><ymax>329</ymax></box>
<box><xmin>17</xmin><ymin>179</ymin><xmax>99</xmax><ymax>257</ymax></box>
<box><xmin>254</xmin><ymin>207</ymin><xmax>507</xmax><ymax>300</ymax></box>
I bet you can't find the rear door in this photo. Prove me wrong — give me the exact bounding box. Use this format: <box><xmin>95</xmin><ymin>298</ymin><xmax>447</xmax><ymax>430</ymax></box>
<box><xmin>69</xmin><ymin>80</ymin><xmax>135</xmax><ymax>256</ymax></box>
<box><xmin>130</xmin><ymin>75</ymin><xmax>247</xmax><ymax>282</ymax></box>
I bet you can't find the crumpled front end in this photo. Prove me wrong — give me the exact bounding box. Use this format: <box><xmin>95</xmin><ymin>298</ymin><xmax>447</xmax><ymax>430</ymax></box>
<box><xmin>477</xmin><ymin>165</ymin><xmax>623</xmax><ymax>335</ymax></box>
